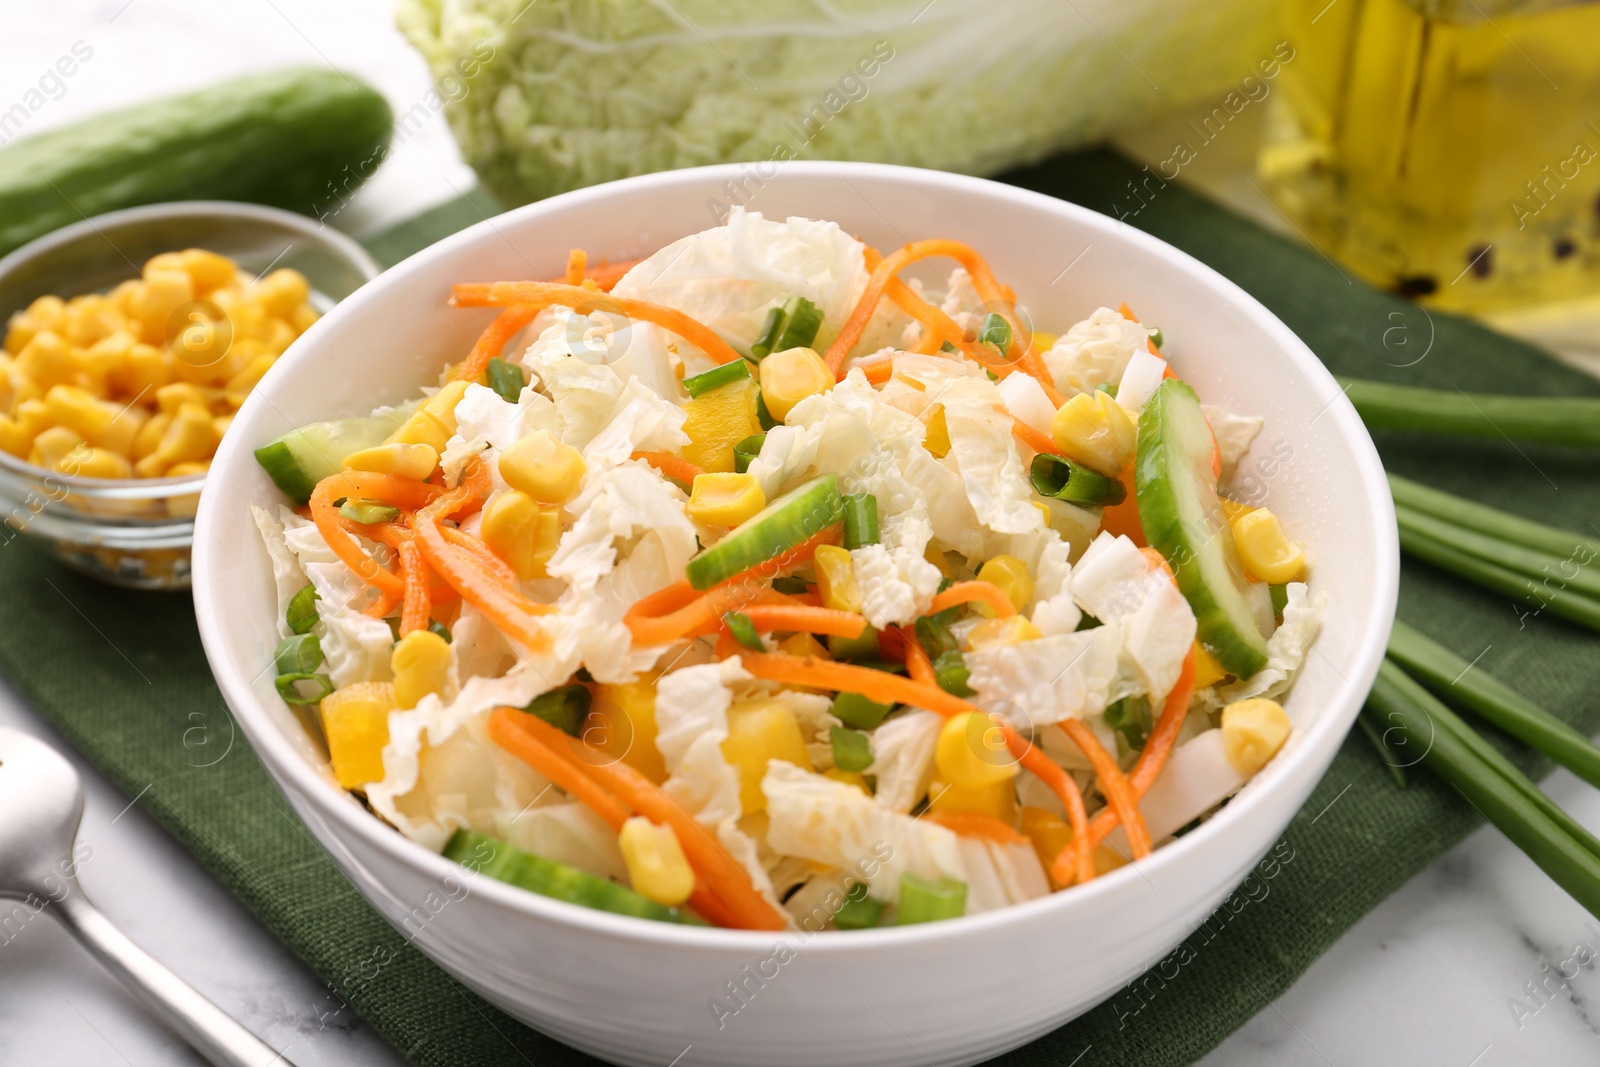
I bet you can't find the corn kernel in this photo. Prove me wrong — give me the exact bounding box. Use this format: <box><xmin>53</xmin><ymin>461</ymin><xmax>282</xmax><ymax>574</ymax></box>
<box><xmin>1020</xmin><ymin>806</ymin><xmax>1072</xmax><ymax>874</ymax></box>
<box><xmin>1221</xmin><ymin>698</ymin><xmax>1291</xmax><ymax>777</ymax></box>
<box><xmin>927</xmin><ymin>776</ymin><xmax>1017</xmax><ymax>822</ymax></box>
<box><xmin>212</xmin><ymin>413</ymin><xmax>234</xmax><ymax>439</ymax></box>
<box><xmin>392</xmin><ymin>629</ymin><xmax>452</xmax><ymax>710</ymax></box>
<box><xmin>155</xmin><ymin>382</ymin><xmax>214</xmax><ymax>416</ymax></box>
<box><xmin>166</xmin><ymin>460</ymin><xmax>209</xmax><ymax>477</ymax></box>
<box><xmin>480</xmin><ymin>490</ymin><xmax>562</xmax><ymax>581</ymax></box>
<box><xmin>965</xmin><ymin>615</ymin><xmax>1043</xmax><ymax>649</ymax></box>
<box><xmin>681</xmin><ymin>376</ymin><xmax>761</xmax><ymax>472</ymax></box>
<box><xmin>813</xmin><ymin>544</ymin><xmax>861</xmax><ymax>613</ymax></box>
<box><xmin>1050</xmin><ymin>390</ymin><xmax>1137</xmax><ymax>476</ymax></box>
<box><xmin>422</xmin><ymin>379</ymin><xmax>472</xmax><ymax>428</ymax></box>
<box><xmin>758</xmin><ymin>346</ymin><xmax>834</xmax><ymax>421</ymax></box>
<box><xmin>63</xmin><ymin>294</ymin><xmax>123</xmax><ymax>347</ymax></box>
<box><xmin>935</xmin><ymin>711</ymin><xmax>1019</xmax><ymax>790</ymax></box>
<box><xmin>61</xmin><ymin>446</ymin><xmax>132</xmax><ymax>479</ymax></box>
<box><xmin>974</xmin><ymin>554</ymin><xmax>1033</xmax><ymax>617</ymax></box>
<box><xmin>30</xmin><ymin>426</ymin><xmax>85</xmax><ymax>469</ymax></box>
<box><xmin>721</xmin><ymin>698</ymin><xmax>813</xmax><ymax>814</ymax></box>
<box><xmin>342</xmin><ymin>442</ymin><xmax>439</xmax><ymax>481</ymax></box>
<box><xmin>122</xmin><ymin>342</ymin><xmax>170</xmax><ymax>395</ymax></box>
<box><xmin>498</xmin><ymin>430</ymin><xmax>586</xmax><ymax>503</ymax></box>
<box><xmin>134</xmin><ymin>269</ymin><xmax>195</xmax><ymax>342</ymax></box>
<box><xmin>1229</xmin><ymin>507</ymin><xmax>1305</xmax><ymax>583</ymax></box>
<box><xmin>224</xmin><ymin>354</ymin><xmax>276</xmax><ymax>408</ymax></box>
<box><xmin>252</xmin><ymin>269</ymin><xmax>311</xmax><ymax>319</ymax></box>
<box><xmin>178</xmin><ymin>249</ymin><xmax>237</xmax><ymax>293</ymax></box>
<box><xmin>44</xmin><ymin>385</ymin><xmax>112</xmax><ymax>442</ymax></box>
<box><xmin>320</xmin><ymin>681</ymin><xmax>397</xmax><ymax>788</ymax></box>
<box><xmin>589</xmin><ymin>678</ymin><xmax>668</xmax><ymax>784</ymax></box>
<box><xmin>387</xmin><ymin>380</ymin><xmax>470</xmax><ymax>451</ymax></box>
<box><xmin>78</xmin><ymin>330</ymin><xmax>135</xmax><ymax>384</ymax></box>
<box><xmin>1192</xmin><ymin>641</ymin><xmax>1228</xmax><ymax>688</ymax></box>
<box><xmin>15</xmin><ymin>331</ymin><xmax>76</xmax><ymax>391</ymax></box>
<box><xmin>685</xmin><ymin>472</ymin><xmax>765</xmax><ymax>527</ymax></box>
<box><xmin>158</xmin><ymin>403</ymin><xmax>220</xmax><ymax>464</ymax></box>
<box><xmin>0</xmin><ymin>417</ymin><xmax>31</xmax><ymax>458</ymax></box>
<box><xmin>777</xmin><ymin>633</ymin><xmax>830</xmax><ymax>659</ymax></box>
<box><xmin>132</xmin><ymin>412</ymin><xmax>172</xmax><ymax>461</ymax></box>
<box><xmin>618</xmin><ymin>817</ymin><xmax>695</xmax><ymax>906</ymax></box>
<box><xmin>924</xmin><ymin>404</ymin><xmax>951</xmax><ymax>458</ymax></box>
<box><xmin>924</xmin><ymin>544</ymin><xmax>953</xmax><ymax>578</ymax></box>
<box><xmin>291</xmin><ymin>304</ymin><xmax>319</xmax><ymax>334</ymax></box>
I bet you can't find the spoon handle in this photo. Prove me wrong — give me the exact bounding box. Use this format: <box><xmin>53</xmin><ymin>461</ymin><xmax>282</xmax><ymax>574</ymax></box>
<box><xmin>55</xmin><ymin>890</ymin><xmax>292</xmax><ymax>1067</ymax></box>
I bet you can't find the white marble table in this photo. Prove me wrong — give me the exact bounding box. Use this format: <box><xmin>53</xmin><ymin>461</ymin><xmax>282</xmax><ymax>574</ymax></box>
<box><xmin>7</xmin><ymin>4</ymin><xmax>1600</xmax><ymax>1065</ymax></box>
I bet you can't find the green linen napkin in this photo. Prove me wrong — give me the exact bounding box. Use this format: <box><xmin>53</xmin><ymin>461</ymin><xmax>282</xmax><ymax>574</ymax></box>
<box><xmin>4</xmin><ymin>148</ymin><xmax>1598</xmax><ymax>1067</ymax></box>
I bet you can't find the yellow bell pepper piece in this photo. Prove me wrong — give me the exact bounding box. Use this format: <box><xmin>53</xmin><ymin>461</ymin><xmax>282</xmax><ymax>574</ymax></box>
<box><xmin>685</xmin><ymin>472</ymin><xmax>766</xmax><ymax>527</ymax></box>
<box><xmin>813</xmin><ymin>544</ymin><xmax>862</xmax><ymax>613</ymax></box>
<box><xmin>681</xmin><ymin>376</ymin><xmax>761</xmax><ymax>472</ymax></box>
<box><xmin>590</xmin><ymin>678</ymin><xmax>668</xmax><ymax>784</ymax></box>
<box><xmin>934</xmin><ymin>711</ymin><xmax>1018</xmax><ymax>790</ymax></box>
<box><xmin>320</xmin><ymin>681</ymin><xmax>397</xmax><ymax>789</ymax></box>
<box><xmin>391</xmin><ymin>629</ymin><xmax>452</xmax><ymax>710</ymax></box>
<box><xmin>721</xmin><ymin>699</ymin><xmax>813</xmax><ymax>813</ymax></box>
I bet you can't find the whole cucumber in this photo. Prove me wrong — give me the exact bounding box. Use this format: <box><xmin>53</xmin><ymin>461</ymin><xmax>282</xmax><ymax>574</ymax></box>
<box><xmin>0</xmin><ymin>66</ymin><xmax>392</xmax><ymax>257</ymax></box>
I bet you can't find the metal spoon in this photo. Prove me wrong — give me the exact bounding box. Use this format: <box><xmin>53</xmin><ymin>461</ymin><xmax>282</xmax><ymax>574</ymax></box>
<box><xmin>0</xmin><ymin>726</ymin><xmax>292</xmax><ymax>1067</ymax></box>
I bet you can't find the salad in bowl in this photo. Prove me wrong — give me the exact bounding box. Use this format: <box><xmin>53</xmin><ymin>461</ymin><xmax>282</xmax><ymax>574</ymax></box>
<box><xmin>249</xmin><ymin>209</ymin><xmax>1324</xmax><ymax>933</ymax></box>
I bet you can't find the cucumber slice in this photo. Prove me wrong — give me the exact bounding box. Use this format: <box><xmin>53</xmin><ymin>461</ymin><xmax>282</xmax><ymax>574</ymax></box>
<box><xmin>442</xmin><ymin>829</ymin><xmax>700</xmax><ymax>925</ymax></box>
<box><xmin>253</xmin><ymin>405</ymin><xmax>414</xmax><ymax>505</ymax></box>
<box><xmin>1135</xmin><ymin>379</ymin><xmax>1269</xmax><ymax>678</ymax></box>
<box><xmin>684</xmin><ymin>474</ymin><xmax>845</xmax><ymax>590</ymax></box>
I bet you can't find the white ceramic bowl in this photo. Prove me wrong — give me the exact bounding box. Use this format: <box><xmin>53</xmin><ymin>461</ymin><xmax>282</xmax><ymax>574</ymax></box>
<box><xmin>192</xmin><ymin>163</ymin><xmax>1397</xmax><ymax>1067</ymax></box>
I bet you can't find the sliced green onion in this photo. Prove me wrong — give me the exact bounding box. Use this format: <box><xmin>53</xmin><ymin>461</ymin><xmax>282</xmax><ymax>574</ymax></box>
<box><xmin>914</xmin><ymin>614</ymin><xmax>959</xmax><ymax>658</ymax></box>
<box><xmin>772</xmin><ymin>575</ymin><xmax>809</xmax><ymax>595</ymax></box>
<box><xmin>723</xmin><ymin>610</ymin><xmax>766</xmax><ymax>652</ymax></box>
<box><xmin>1095</xmin><ymin>381</ymin><xmax>1118</xmax><ymax>398</ymax></box>
<box><xmin>1388</xmin><ymin>620</ymin><xmax>1600</xmax><ymax>789</ymax></box>
<box><xmin>1397</xmin><ymin>504</ymin><xmax>1600</xmax><ymax>600</ymax></box>
<box><xmin>1149</xmin><ymin>327</ymin><xmax>1164</xmax><ymax>349</ymax></box>
<box><xmin>428</xmin><ymin>619</ymin><xmax>452</xmax><ymax>644</ymax></box>
<box><xmin>833</xmin><ymin>882</ymin><xmax>886</xmax><ymax>930</ymax></box>
<box><xmin>286</xmin><ymin>583</ymin><xmax>319</xmax><ymax>635</ymax></box>
<box><xmin>897</xmin><ymin>873</ymin><xmax>966</xmax><ymax>924</ymax></box>
<box><xmin>338</xmin><ymin>498</ymin><xmax>401</xmax><ymax>525</ymax></box>
<box><xmin>1369</xmin><ymin>660</ymin><xmax>1600</xmax><ymax>913</ymax></box>
<box><xmin>1344</xmin><ymin>378</ymin><xmax>1600</xmax><ymax>447</ymax></box>
<box><xmin>756</xmin><ymin>391</ymin><xmax>779</xmax><ymax>431</ymax></box>
<box><xmin>978</xmin><ymin>312</ymin><xmax>1012</xmax><ymax>356</ymax></box>
<box><xmin>1103</xmin><ymin>695</ymin><xmax>1152</xmax><ymax>751</ymax></box>
<box><xmin>826</xmin><ymin>624</ymin><xmax>879</xmax><ymax>660</ymax></box>
<box><xmin>275</xmin><ymin>672</ymin><xmax>334</xmax><ymax>705</ymax></box>
<box><xmin>1389</xmin><ymin>474</ymin><xmax>1600</xmax><ymax>564</ymax></box>
<box><xmin>933</xmin><ymin>650</ymin><xmax>973</xmax><ymax>697</ymax></box>
<box><xmin>683</xmin><ymin>359</ymin><xmax>752</xmax><ymax>399</ymax></box>
<box><xmin>849</xmin><ymin>658</ymin><xmax>908</xmax><ymax>676</ymax></box>
<box><xmin>842</xmin><ymin>493</ymin><xmax>880</xmax><ymax>549</ymax></box>
<box><xmin>831</xmin><ymin>691</ymin><xmax>893</xmax><ymax>730</ymax></box>
<box><xmin>830</xmin><ymin>726</ymin><xmax>874</xmax><ymax>772</ymax></box>
<box><xmin>1028</xmin><ymin>453</ymin><xmax>1126</xmax><ymax>507</ymax></box>
<box><xmin>733</xmin><ymin>433</ymin><xmax>766</xmax><ymax>473</ymax></box>
<box><xmin>1354</xmin><ymin>710</ymin><xmax>1409</xmax><ymax>789</ymax></box>
<box><xmin>751</xmin><ymin>296</ymin><xmax>824</xmax><ymax>360</ymax></box>
<box><xmin>274</xmin><ymin>633</ymin><xmax>323</xmax><ymax>675</ymax></box>
<box><xmin>750</xmin><ymin>305</ymin><xmax>785</xmax><ymax>362</ymax></box>
<box><xmin>486</xmin><ymin>356</ymin><xmax>526</xmax><ymax>402</ymax></box>
<box><xmin>1269</xmin><ymin>583</ymin><xmax>1289</xmax><ymax>617</ymax></box>
<box><xmin>523</xmin><ymin>684</ymin><xmax>592</xmax><ymax>737</ymax></box>
<box><xmin>1397</xmin><ymin>522</ymin><xmax>1600</xmax><ymax>632</ymax></box>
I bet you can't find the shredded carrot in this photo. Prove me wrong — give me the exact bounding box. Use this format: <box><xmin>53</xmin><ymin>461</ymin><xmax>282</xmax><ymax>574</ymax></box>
<box><xmin>397</xmin><ymin>538</ymin><xmax>431</xmax><ymax>636</ymax></box>
<box><xmin>929</xmin><ymin>580</ymin><xmax>1016</xmax><ymax>618</ymax></box>
<box><xmin>585</xmin><ymin>257</ymin><xmax>640</xmax><ymax>292</ymax></box>
<box><xmin>450</xmin><ymin>305</ymin><xmax>545</xmax><ymax>383</ymax></box>
<box><xmin>631</xmin><ymin>450</ymin><xmax>704</xmax><ymax>486</ymax></box>
<box><xmin>561</xmin><ymin>733</ymin><xmax>788</xmax><ymax>930</ymax></box>
<box><xmin>923</xmin><ymin>811</ymin><xmax>1030</xmax><ymax>847</ymax></box>
<box><xmin>1011</xmin><ymin>417</ymin><xmax>1060</xmax><ymax>457</ymax></box>
<box><xmin>489</xmin><ymin>708</ymin><xmax>632</xmax><ymax>828</ymax></box>
<box><xmin>1099</xmin><ymin>492</ymin><xmax>1146</xmax><ymax>545</ymax></box>
<box><xmin>1060</xmin><ymin>719</ymin><xmax>1151</xmax><ymax>858</ymax></box>
<box><xmin>307</xmin><ymin>475</ymin><xmax>433</xmax><ymax>599</ymax></box>
<box><xmin>1087</xmin><ymin>647</ymin><xmax>1197</xmax><ymax>849</ymax></box>
<box><xmin>489</xmin><ymin>709</ymin><xmax>743</xmax><ymax>928</ymax></box>
<box><xmin>454</xmin><ymin>281</ymin><xmax>745</xmax><ymax>367</ymax></box>
<box><xmin>900</xmin><ymin>632</ymin><xmax>1094</xmax><ymax>886</ymax></box>
<box><xmin>623</xmin><ymin>579</ymin><xmax>790</xmax><ymax>646</ymax></box>
<box><xmin>440</xmin><ymin>525</ymin><xmax>519</xmax><ymax>588</ymax></box>
<box><xmin>859</xmin><ymin>357</ymin><xmax>894</xmax><ymax>386</ymax></box>
<box><xmin>1139</xmin><ymin>546</ymin><xmax>1173</xmax><ymax>577</ymax></box>
<box><xmin>564</xmin><ymin>248</ymin><xmax>587</xmax><ymax>287</ymax></box>
<box><xmin>738</xmin><ymin>604</ymin><xmax>869</xmax><ymax>639</ymax></box>
<box><xmin>413</xmin><ymin>461</ymin><xmax>556</xmax><ymax>654</ymax></box>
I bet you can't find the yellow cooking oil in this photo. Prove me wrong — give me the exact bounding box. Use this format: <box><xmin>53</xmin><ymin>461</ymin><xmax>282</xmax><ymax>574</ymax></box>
<box><xmin>1259</xmin><ymin>0</ymin><xmax>1600</xmax><ymax>311</ymax></box>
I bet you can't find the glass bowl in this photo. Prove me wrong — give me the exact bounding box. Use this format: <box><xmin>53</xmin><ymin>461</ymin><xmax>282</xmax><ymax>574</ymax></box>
<box><xmin>0</xmin><ymin>201</ymin><xmax>380</xmax><ymax>589</ymax></box>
